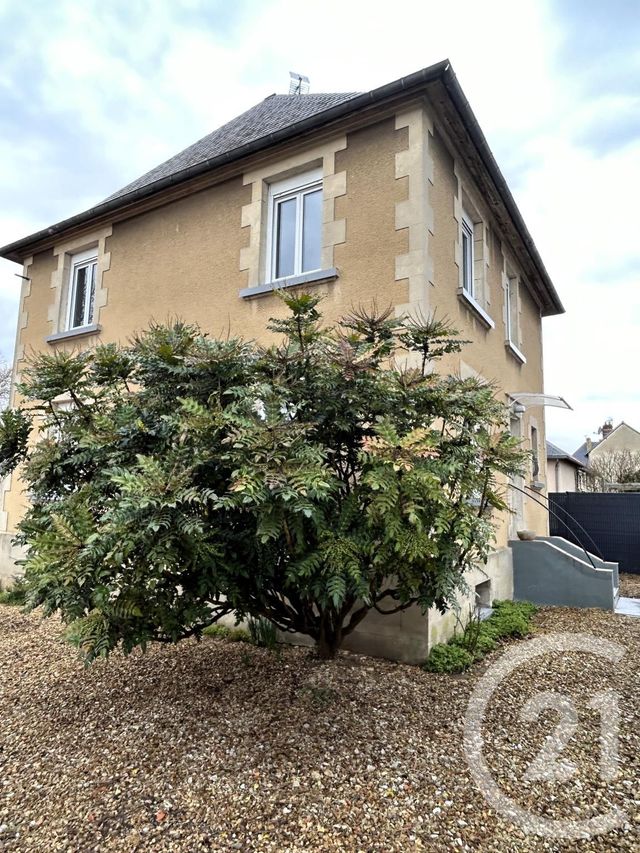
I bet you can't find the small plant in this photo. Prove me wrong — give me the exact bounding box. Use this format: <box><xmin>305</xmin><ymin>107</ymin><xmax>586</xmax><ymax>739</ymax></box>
<box><xmin>484</xmin><ymin>612</ymin><xmax>529</xmax><ymax>639</ymax></box>
<box><xmin>423</xmin><ymin>643</ymin><xmax>473</xmax><ymax>673</ymax></box>
<box><xmin>0</xmin><ymin>576</ymin><xmax>28</xmax><ymax>606</ymax></box>
<box><xmin>202</xmin><ymin>623</ymin><xmax>251</xmax><ymax>642</ymax></box>
<box><xmin>454</xmin><ymin>603</ymin><xmax>486</xmax><ymax>659</ymax></box>
<box><xmin>424</xmin><ymin>599</ymin><xmax>537</xmax><ymax>673</ymax></box>
<box><xmin>485</xmin><ymin>600</ymin><xmax>534</xmax><ymax>640</ymax></box>
<box><xmin>493</xmin><ymin>599</ymin><xmax>537</xmax><ymax>619</ymax></box>
<box><xmin>451</xmin><ymin>624</ymin><xmax>497</xmax><ymax>661</ymax></box>
<box><xmin>248</xmin><ymin>616</ymin><xmax>278</xmax><ymax>649</ymax></box>
<box><xmin>228</xmin><ymin>627</ymin><xmax>251</xmax><ymax>643</ymax></box>
<box><xmin>299</xmin><ymin>685</ymin><xmax>340</xmax><ymax>709</ymax></box>
<box><xmin>202</xmin><ymin>624</ymin><xmax>231</xmax><ymax>639</ymax></box>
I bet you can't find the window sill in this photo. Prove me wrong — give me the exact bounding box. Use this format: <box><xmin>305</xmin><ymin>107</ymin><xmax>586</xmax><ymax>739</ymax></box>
<box><xmin>457</xmin><ymin>288</ymin><xmax>495</xmax><ymax>329</ymax></box>
<box><xmin>46</xmin><ymin>323</ymin><xmax>101</xmax><ymax>344</ymax></box>
<box><xmin>239</xmin><ymin>268</ymin><xmax>338</xmax><ymax>299</ymax></box>
<box><xmin>505</xmin><ymin>339</ymin><xmax>527</xmax><ymax>365</ymax></box>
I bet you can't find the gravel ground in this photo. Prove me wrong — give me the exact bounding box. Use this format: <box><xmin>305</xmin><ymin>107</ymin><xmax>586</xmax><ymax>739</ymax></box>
<box><xmin>619</xmin><ymin>572</ymin><xmax>640</xmax><ymax>599</ymax></box>
<box><xmin>0</xmin><ymin>602</ymin><xmax>639</xmax><ymax>852</ymax></box>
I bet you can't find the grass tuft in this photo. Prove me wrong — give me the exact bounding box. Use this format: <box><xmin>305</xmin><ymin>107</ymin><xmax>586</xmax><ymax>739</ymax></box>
<box><xmin>0</xmin><ymin>576</ymin><xmax>28</xmax><ymax>607</ymax></box>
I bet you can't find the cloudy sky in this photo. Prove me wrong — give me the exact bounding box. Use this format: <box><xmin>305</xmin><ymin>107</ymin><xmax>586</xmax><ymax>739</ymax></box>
<box><xmin>0</xmin><ymin>0</ymin><xmax>638</xmax><ymax>453</ymax></box>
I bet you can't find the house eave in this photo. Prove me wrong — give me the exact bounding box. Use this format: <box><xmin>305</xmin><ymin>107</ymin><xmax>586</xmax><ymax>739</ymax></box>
<box><xmin>549</xmin><ymin>455</ymin><xmax>585</xmax><ymax>469</ymax></box>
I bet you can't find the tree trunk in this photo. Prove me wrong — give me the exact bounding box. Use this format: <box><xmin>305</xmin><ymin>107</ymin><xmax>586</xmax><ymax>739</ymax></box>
<box><xmin>316</xmin><ymin>635</ymin><xmax>337</xmax><ymax>659</ymax></box>
<box><xmin>316</xmin><ymin>615</ymin><xmax>342</xmax><ymax>659</ymax></box>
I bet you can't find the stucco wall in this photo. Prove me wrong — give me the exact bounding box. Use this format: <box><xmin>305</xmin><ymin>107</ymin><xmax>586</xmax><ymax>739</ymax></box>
<box><xmin>104</xmin><ymin>177</ymin><xmax>251</xmax><ymax>340</ymax></box>
<box><xmin>549</xmin><ymin>458</ymin><xmax>579</xmax><ymax>492</ymax></box>
<box><xmin>512</xmin><ymin>538</ymin><xmax>616</xmax><ymax>610</ymax></box>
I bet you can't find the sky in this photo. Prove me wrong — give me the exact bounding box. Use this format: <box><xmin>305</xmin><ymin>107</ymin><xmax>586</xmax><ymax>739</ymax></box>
<box><xmin>0</xmin><ymin>0</ymin><xmax>638</xmax><ymax>454</ymax></box>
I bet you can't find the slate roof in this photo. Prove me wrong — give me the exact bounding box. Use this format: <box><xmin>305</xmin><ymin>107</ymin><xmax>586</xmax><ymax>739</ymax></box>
<box><xmin>573</xmin><ymin>440</ymin><xmax>597</xmax><ymax>466</ymax></box>
<box><xmin>104</xmin><ymin>93</ymin><xmax>361</xmax><ymax>204</ymax></box>
<box><xmin>546</xmin><ymin>440</ymin><xmax>585</xmax><ymax>468</ymax></box>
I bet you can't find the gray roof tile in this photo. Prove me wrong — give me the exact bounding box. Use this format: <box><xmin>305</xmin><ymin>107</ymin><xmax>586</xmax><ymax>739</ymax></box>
<box><xmin>573</xmin><ymin>441</ymin><xmax>591</xmax><ymax>465</ymax></box>
<box><xmin>547</xmin><ymin>440</ymin><xmax>585</xmax><ymax>467</ymax></box>
<box><xmin>104</xmin><ymin>92</ymin><xmax>361</xmax><ymax>203</ymax></box>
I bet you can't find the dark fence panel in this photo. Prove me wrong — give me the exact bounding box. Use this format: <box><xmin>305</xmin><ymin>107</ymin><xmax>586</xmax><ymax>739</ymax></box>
<box><xmin>549</xmin><ymin>492</ymin><xmax>640</xmax><ymax>574</ymax></box>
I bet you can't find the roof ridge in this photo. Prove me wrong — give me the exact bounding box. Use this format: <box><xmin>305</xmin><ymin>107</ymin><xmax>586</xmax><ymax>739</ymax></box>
<box><xmin>101</xmin><ymin>90</ymin><xmax>362</xmax><ymax>204</ymax></box>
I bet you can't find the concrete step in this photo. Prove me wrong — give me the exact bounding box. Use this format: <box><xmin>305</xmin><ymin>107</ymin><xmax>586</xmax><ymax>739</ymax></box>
<box><xmin>615</xmin><ymin>597</ymin><xmax>640</xmax><ymax>617</ymax></box>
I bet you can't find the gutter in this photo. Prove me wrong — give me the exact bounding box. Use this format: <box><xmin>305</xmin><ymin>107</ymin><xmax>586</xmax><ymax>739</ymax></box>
<box><xmin>0</xmin><ymin>58</ymin><xmax>564</xmax><ymax>316</ymax></box>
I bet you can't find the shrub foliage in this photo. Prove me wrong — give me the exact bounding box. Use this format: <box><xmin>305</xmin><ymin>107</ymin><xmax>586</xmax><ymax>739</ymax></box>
<box><xmin>0</xmin><ymin>294</ymin><xmax>525</xmax><ymax>660</ymax></box>
<box><xmin>425</xmin><ymin>599</ymin><xmax>538</xmax><ymax>673</ymax></box>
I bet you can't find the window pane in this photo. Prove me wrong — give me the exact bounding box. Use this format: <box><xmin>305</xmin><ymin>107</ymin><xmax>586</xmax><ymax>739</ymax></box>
<box><xmin>508</xmin><ymin>278</ymin><xmax>518</xmax><ymax>342</ymax></box>
<box><xmin>72</xmin><ymin>266</ymin><xmax>88</xmax><ymax>328</ymax></box>
<box><xmin>275</xmin><ymin>197</ymin><xmax>296</xmax><ymax>278</ymax></box>
<box><xmin>301</xmin><ymin>189</ymin><xmax>322</xmax><ymax>272</ymax></box>
<box><xmin>87</xmin><ymin>263</ymin><xmax>96</xmax><ymax>324</ymax></box>
<box><xmin>462</xmin><ymin>224</ymin><xmax>473</xmax><ymax>295</ymax></box>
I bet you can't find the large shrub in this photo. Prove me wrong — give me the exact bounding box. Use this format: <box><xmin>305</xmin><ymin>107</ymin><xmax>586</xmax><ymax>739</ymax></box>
<box><xmin>0</xmin><ymin>294</ymin><xmax>525</xmax><ymax>660</ymax></box>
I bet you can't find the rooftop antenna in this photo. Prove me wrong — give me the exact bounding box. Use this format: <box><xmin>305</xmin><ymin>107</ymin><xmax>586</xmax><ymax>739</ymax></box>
<box><xmin>289</xmin><ymin>71</ymin><xmax>310</xmax><ymax>95</ymax></box>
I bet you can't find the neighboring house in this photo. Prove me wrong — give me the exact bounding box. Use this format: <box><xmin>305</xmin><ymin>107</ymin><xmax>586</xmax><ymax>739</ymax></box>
<box><xmin>546</xmin><ymin>440</ymin><xmax>585</xmax><ymax>492</ymax></box>
<box><xmin>574</xmin><ymin>420</ymin><xmax>640</xmax><ymax>466</ymax></box>
<box><xmin>0</xmin><ymin>60</ymin><xmax>564</xmax><ymax>661</ymax></box>
<box><xmin>573</xmin><ymin>419</ymin><xmax>640</xmax><ymax>491</ymax></box>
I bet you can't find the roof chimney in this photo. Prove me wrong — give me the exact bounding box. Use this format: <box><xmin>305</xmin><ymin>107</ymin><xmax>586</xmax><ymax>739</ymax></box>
<box><xmin>586</xmin><ymin>437</ymin><xmax>592</xmax><ymax>453</ymax></box>
<box><xmin>600</xmin><ymin>417</ymin><xmax>614</xmax><ymax>441</ymax></box>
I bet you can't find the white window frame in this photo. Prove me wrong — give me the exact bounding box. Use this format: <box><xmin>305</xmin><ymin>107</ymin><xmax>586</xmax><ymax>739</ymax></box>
<box><xmin>504</xmin><ymin>268</ymin><xmax>526</xmax><ymax>363</ymax></box>
<box><xmin>66</xmin><ymin>248</ymin><xmax>98</xmax><ymax>331</ymax></box>
<box><xmin>265</xmin><ymin>168</ymin><xmax>323</xmax><ymax>283</ymax></box>
<box><xmin>506</xmin><ymin>274</ymin><xmax>519</xmax><ymax>345</ymax></box>
<box><xmin>461</xmin><ymin>209</ymin><xmax>475</xmax><ymax>297</ymax></box>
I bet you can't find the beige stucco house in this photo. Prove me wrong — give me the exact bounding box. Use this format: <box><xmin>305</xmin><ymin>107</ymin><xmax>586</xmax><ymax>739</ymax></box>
<box><xmin>0</xmin><ymin>60</ymin><xmax>564</xmax><ymax>661</ymax></box>
<box><xmin>574</xmin><ymin>420</ymin><xmax>640</xmax><ymax>466</ymax></box>
<box><xmin>573</xmin><ymin>420</ymin><xmax>640</xmax><ymax>491</ymax></box>
<box><xmin>546</xmin><ymin>441</ymin><xmax>584</xmax><ymax>492</ymax></box>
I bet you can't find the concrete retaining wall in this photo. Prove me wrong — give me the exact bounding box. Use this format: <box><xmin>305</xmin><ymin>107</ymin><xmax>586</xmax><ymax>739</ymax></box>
<box><xmin>0</xmin><ymin>532</ymin><xmax>25</xmax><ymax>587</ymax></box>
<box><xmin>511</xmin><ymin>537</ymin><xmax>617</xmax><ymax>610</ymax></box>
<box><xmin>540</xmin><ymin>537</ymin><xmax>619</xmax><ymax>591</ymax></box>
<box><xmin>426</xmin><ymin>548</ymin><xmax>513</xmax><ymax>650</ymax></box>
<box><xmin>274</xmin><ymin>548</ymin><xmax>514</xmax><ymax>664</ymax></box>
<box><xmin>339</xmin><ymin>547</ymin><xmax>514</xmax><ymax>663</ymax></box>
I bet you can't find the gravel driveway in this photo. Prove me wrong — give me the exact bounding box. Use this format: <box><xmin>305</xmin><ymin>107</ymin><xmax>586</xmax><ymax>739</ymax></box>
<box><xmin>619</xmin><ymin>572</ymin><xmax>640</xmax><ymax>599</ymax></box>
<box><xmin>1</xmin><ymin>588</ymin><xmax>639</xmax><ymax>852</ymax></box>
